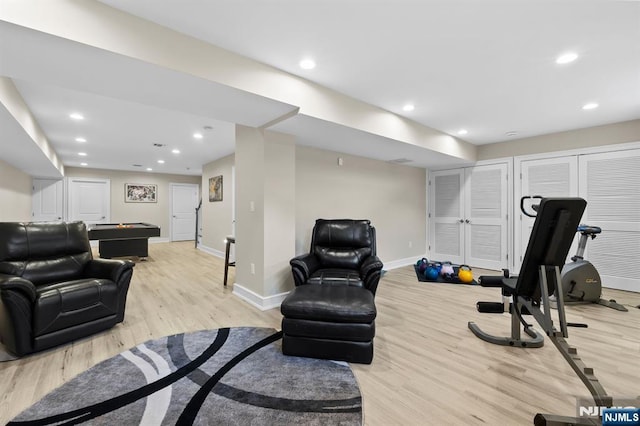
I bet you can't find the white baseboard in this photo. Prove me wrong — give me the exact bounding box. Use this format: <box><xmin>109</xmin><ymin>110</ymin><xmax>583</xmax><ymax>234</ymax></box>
<box><xmin>232</xmin><ymin>283</ymin><xmax>290</xmax><ymax>311</ymax></box>
<box><xmin>383</xmin><ymin>256</ymin><xmax>423</xmax><ymax>271</ymax></box>
<box><xmin>197</xmin><ymin>244</ymin><xmax>224</xmax><ymax>258</ymax></box>
<box><xmin>149</xmin><ymin>237</ymin><xmax>170</xmax><ymax>244</ymax></box>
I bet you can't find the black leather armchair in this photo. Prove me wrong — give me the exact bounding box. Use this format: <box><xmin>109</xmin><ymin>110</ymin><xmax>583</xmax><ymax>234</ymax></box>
<box><xmin>281</xmin><ymin>219</ymin><xmax>384</xmax><ymax>364</ymax></box>
<box><xmin>0</xmin><ymin>221</ymin><xmax>134</xmax><ymax>357</ymax></box>
<box><xmin>290</xmin><ymin>219</ymin><xmax>383</xmax><ymax>294</ymax></box>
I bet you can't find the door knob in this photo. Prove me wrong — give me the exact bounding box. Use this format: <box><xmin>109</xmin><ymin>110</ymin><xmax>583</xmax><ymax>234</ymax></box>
<box><xmin>465</xmin><ymin>219</ymin><xmax>471</xmax><ymax>224</ymax></box>
<box><xmin>459</xmin><ymin>219</ymin><xmax>464</xmax><ymax>223</ymax></box>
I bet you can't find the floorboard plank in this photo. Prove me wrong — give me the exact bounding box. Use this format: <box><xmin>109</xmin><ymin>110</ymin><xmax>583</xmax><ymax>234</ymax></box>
<box><xmin>1</xmin><ymin>241</ymin><xmax>638</xmax><ymax>425</ymax></box>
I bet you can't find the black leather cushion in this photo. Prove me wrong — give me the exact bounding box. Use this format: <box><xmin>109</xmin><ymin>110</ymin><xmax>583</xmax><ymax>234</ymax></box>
<box><xmin>307</xmin><ymin>268</ymin><xmax>364</xmax><ymax>287</ymax></box>
<box><xmin>0</xmin><ymin>222</ymin><xmax>92</xmax><ymax>286</ymax></box>
<box><xmin>282</xmin><ymin>335</ymin><xmax>374</xmax><ymax>364</ymax></box>
<box><xmin>33</xmin><ymin>279</ymin><xmax>118</xmax><ymax>336</ymax></box>
<box><xmin>313</xmin><ymin>219</ymin><xmax>373</xmax><ymax>269</ymax></box>
<box><xmin>281</xmin><ymin>285</ymin><xmax>376</xmax><ymax>323</ymax></box>
<box><xmin>282</xmin><ymin>317</ymin><xmax>375</xmax><ymax>341</ymax></box>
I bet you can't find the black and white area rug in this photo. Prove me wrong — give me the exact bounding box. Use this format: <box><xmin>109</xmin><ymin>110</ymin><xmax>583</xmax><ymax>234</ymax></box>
<box><xmin>10</xmin><ymin>327</ymin><xmax>362</xmax><ymax>425</ymax></box>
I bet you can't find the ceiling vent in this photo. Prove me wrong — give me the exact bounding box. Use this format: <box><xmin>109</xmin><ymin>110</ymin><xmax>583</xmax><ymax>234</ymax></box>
<box><xmin>153</xmin><ymin>143</ymin><xmax>166</xmax><ymax>147</ymax></box>
<box><xmin>388</xmin><ymin>158</ymin><xmax>412</xmax><ymax>164</ymax></box>
<box><xmin>132</xmin><ymin>164</ymin><xmax>142</xmax><ymax>167</ymax></box>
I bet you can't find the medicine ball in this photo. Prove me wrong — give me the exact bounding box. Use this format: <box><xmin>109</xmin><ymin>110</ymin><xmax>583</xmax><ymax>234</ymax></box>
<box><xmin>458</xmin><ymin>265</ymin><xmax>473</xmax><ymax>283</ymax></box>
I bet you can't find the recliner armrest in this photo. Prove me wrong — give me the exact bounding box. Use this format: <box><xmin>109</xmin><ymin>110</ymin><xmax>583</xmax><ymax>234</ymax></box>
<box><xmin>83</xmin><ymin>259</ymin><xmax>135</xmax><ymax>285</ymax></box>
<box><xmin>0</xmin><ymin>274</ymin><xmax>37</xmax><ymax>303</ymax></box>
<box><xmin>360</xmin><ymin>255</ymin><xmax>383</xmax><ymax>278</ymax></box>
<box><xmin>290</xmin><ymin>254</ymin><xmax>320</xmax><ymax>286</ymax></box>
<box><xmin>360</xmin><ymin>255</ymin><xmax>384</xmax><ymax>295</ymax></box>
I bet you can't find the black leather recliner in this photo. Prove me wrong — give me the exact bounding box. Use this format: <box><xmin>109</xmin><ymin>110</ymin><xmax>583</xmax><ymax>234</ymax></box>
<box><xmin>0</xmin><ymin>221</ymin><xmax>135</xmax><ymax>357</ymax></box>
<box><xmin>281</xmin><ymin>219</ymin><xmax>384</xmax><ymax>364</ymax></box>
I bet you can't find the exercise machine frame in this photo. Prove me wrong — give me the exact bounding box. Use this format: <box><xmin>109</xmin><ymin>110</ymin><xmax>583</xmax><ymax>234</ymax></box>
<box><xmin>468</xmin><ymin>198</ymin><xmax>614</xmax><ymax>425</ymax></box>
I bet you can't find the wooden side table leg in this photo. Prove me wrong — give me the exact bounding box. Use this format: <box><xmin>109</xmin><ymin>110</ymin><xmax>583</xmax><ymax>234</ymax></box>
<box><xmin>223</xmin><ymin>239</ymin><xmax>231</xmax><ymax>287</ymax></box>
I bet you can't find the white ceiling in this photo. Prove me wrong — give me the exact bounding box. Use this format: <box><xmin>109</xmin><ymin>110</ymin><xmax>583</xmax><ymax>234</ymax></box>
<box><xmin>1</xmin><ymin>0</ymin><xmax>639</xmax><ymax>176</ymax></box>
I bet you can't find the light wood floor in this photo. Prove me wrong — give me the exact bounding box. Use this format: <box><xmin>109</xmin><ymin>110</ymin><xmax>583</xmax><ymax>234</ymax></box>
<box><xmin>1</xmin><ymin>241</ymin><xmax>638</xmax><ymax>425</ymax></box>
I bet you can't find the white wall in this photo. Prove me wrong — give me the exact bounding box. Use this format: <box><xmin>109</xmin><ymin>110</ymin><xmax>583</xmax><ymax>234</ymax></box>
<box><xmin>478</xmin><ymin>119</ymin><xmax>640</xmax><ymax>160</ymax></box>
<box><xmin>201</xmin><ymin>154</ymin><xmax>235</xmax><ymax>252</ymax></box>
<box><xmin>65</xmin><ymin>167</ymin><xmax>200</xmax><ymax>238</ymax></box>
<box><xmin>0</xmin><ymin>158</ymin><xmax>32</xmax><ymax>222</ymax></box>
<box><xmin>295</xmin><ymin>145</ymin><xmax>427</xmax><ymax>265</ymax></box>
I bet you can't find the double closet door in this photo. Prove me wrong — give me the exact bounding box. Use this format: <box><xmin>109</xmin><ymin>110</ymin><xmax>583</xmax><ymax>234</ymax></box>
<box><xmin>429</xmin><ymin>162</ymin><xmax>509</xmax><ymax>271</ymax></box>
<box><xmin>515</xmin><ymin>148</ymin><xmax>640</xmax><ymax>292</ymax></box>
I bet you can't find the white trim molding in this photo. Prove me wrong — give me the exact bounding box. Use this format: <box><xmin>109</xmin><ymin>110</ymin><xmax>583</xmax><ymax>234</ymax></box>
<box><xmin>232</xmin><ymin>283</ymin><xmax>290</xmax><ymax>311</ymax></box>
<box><xmin>383</xmin><ymin>256</ymin><xmax>423</xmax><ymax>271</ymax></box>
<box><xmin>197</xmin><ymin>244</ymin><xmax>224</xmax><ymax>258</ymax></box>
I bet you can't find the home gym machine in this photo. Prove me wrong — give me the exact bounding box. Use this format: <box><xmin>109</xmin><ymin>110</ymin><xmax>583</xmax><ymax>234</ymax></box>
<box><xmin>468</xmin><ymin>198</ymin><xmax>621</xmax><ymax>426</ymax></box>
<box><xmin>521</xmin><ymin>196</ymin><xmax>627</xmax><ymax>312</ymax></box>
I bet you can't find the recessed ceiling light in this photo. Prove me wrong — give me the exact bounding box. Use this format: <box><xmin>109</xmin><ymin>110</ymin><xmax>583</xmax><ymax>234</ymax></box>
<box><xmin>157</xmin><ymin>160</ymin><xmax>165</xmax><ymax>164</ymax></box>
<box><xmin>78</xmin><ymin>152</ymin><xmax>87</xmax><ymax>156</ymax></box>
<box><xmin>402</xmin><ymin>104</ymin><xmax>415</xmax><ymax>112</ymax></box>
<box><xmin>69</xmin><ymin>113</ymin><xmax>84</xmax><ymax>120</ymax></box>
<box><xmin>505</xmin><ymin>131</ymin><xmax>518</xmax><ymax>137</ymax></box>
<box><xmin>146</xmin><ymin>168</ymin><xmax>152</xmax><ymax>171</ymax></box>
<box><xmin>582</xmin><ymin>102</ymin><xmax>599</xmax><ymax>110</ymax></box>
<box><xmin>75</xmin><ymin>137</ymin><xmax>87</xmax><ymax>143</ymax></box>
<box><xmin>299</xmin><ymin>58</ymin><xmax>316</xmax><ymax>70</ymax></box>
<box><xmin>193</xmin><ymin>132</ymin><xmax>203</xmax><ymax>139</ymax></box>
<box><xmin>457</xmin><ymin>129</ymin><xmax>468</xmax><ymax>135</ymax></box>
<box><xmin>172</xmin><ymin>149</ymin><xmax>180</xmax><ymax>154</ymax></box>
<box><xmin>556</xmin><ymin>52</ymin><xmax>578</xmax><ymax>64</ymax></box>
<box><xmin>80</xmin><ymin>162</ymin><xmax>88</xmax><ymax>166</ymax></box>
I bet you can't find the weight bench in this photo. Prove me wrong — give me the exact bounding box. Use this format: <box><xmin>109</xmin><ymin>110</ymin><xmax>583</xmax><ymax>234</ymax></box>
<box><xmin>468</xmin><ymin>198</ymin><xmax>616</xmax><ymax>425</ymax></box>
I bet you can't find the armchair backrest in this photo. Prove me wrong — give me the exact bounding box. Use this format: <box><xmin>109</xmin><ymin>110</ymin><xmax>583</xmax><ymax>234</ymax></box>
<box><xmin>0</xmin><ymin>221</ymin><xmax>92</xmax><ymax>286</ymax></box>
<box><xmin>311</xmin><ymin>219</ymin><xmax>376</xmax><ymax>269</ymax></box>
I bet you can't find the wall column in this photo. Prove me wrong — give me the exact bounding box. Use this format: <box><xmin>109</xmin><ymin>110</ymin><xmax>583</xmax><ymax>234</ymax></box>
<box><xmin>234</xmin><ymin>125</ymin><xmax>295</xmax><ymax>310</ymax></box>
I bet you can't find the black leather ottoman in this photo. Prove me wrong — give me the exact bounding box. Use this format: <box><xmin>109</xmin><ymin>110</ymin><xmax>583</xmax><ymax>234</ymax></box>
<box><xmin>280</xmin><ymin>284</ymin><xmax>377</xmax><ymax>364</ymax></box>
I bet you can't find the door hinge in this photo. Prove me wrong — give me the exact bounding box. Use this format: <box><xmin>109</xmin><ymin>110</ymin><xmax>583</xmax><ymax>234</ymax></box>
<box><xmin>506</xmin><ymin>253</ymin><xmax>509</xmax><ymax>260</ymax></box>
<box><xmin>428</xmin><ymin>212</ymin><xmax>431</xmax><ymax>218</ymax></box>
<box><xmin>520</xmin><ymin>255</ymin><xmax>523</xmax><ymax>262</ymax></box>
<box><xmin>520</xmin><ymin>172</ymin><xmax>523</xmax><ymax>179</ymax></box>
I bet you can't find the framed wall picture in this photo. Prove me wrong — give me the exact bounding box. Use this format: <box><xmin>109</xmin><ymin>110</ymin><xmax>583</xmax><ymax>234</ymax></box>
<box><xmin>209</xmin><ymin>175</ymin><xmax>223</xmax><ymax>202</ymax></box>
<box><xmin>125</xmin><ymin>183</ymin><xmax>157</xmax><ymax>203</ymax></box>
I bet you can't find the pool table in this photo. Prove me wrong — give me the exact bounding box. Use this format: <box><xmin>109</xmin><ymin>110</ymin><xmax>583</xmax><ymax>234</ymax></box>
<box><xmin>87</xmin><ymin>222</ymin><xmax>161</xmax><ymax>259</ymax></box>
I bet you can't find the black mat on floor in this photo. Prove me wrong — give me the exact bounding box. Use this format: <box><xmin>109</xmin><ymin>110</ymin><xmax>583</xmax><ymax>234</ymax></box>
<box><xmin>414</xmin><ymin>265</ymin><xmax>478</xmax><ymax>285</ymax></box>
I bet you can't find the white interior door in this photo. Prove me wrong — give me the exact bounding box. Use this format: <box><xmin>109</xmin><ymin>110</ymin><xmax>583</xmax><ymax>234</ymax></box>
<box><xmin>579</xmin><ymin>149</ymin><xmax>640</xmax><ymax>292</ymax></box>
<box><xmin>515</xmin><ymin>156</ymin><xmax>578</xmax><ymax>272</ymax></box>
<box><xmin>464</xmin><ymin>163</ymin><xmax>508</xmax><ymax>270</ymax></box>
<box><xmin>32</xmin><ymin>178</ymin><xmax>63</xmax><ymax>222</ymax></box>
<box><xmin>67</xmin><ymin>177</ymin><xmax>110</xmax><ymax>225</ymax></box>
<box><xmin>429</xmin><ymin>169</ymin><xmax>464</xmax><ymax>265</ymax></box>
<box><xmin>171</xmin><ymin>183</ymin><xmax>199</xmax><ymax>241</ymax></box>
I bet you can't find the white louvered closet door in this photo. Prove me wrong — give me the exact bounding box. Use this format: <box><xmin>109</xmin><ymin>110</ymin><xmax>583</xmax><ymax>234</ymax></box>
<box><xmin>429</xmin><ymin>169</ymin><xmax>465</xmax><ymax>265</ymax></box>
<box><xmin>515</xmin><ymin>156</ymin><xmax>578</xmax><ymax>272</ymax></box>
<box><xmin>464</xmin><ymin>163</ymin><xmax>508</xmax><ymax>270</ymax></box>
<box><xmin>579</xmin><ymin>149</ymin><xmax>640</xmax><ymax>292</ymax></box>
